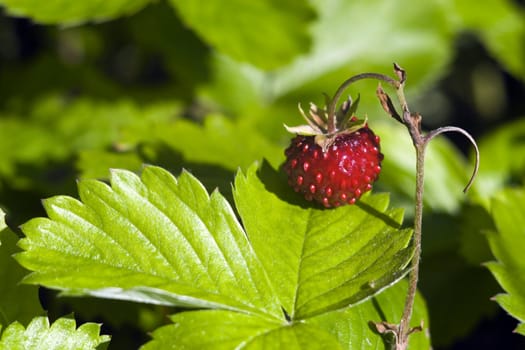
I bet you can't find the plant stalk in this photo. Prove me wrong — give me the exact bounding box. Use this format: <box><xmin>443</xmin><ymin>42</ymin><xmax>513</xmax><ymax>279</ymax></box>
<box><xmin>391</xmin><ymin>74</ymin><xmax>426</xmax><ymax>350</ymax></box>
<box><xmin>327</xmin><ymin>72</ymin><xmax>399</xmax><ymax>133</ymax></box>
<box><xmin>328</xmin><ymin>64</ymin><xmax>478</xmax><ymax>350</ymax></box>
<box><xmin>397</xmin><ymin>141</ymin><xmax>425</xmax><ymax>349</ymax></box>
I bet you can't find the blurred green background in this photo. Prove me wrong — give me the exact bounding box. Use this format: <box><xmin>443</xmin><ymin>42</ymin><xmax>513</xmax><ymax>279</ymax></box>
<box><xmin>0</xmin><ymin>0</ymin><xmax>524</xmax><ymax>349</ymax></box>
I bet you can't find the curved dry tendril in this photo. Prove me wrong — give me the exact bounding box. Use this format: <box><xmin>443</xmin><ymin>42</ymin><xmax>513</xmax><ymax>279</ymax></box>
<box><xmin>327</xmin><ymin>72</ymin><xmax>400</xmax><ymax>133</ymax></box>
<box><xmin>424</xmin><ymin>126</ymin><xmax>480</xmax><ymax>193</ymax></box>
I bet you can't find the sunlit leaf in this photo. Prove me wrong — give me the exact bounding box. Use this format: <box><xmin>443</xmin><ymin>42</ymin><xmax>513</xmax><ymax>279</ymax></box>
<box><xmin>142</xmin><ymin>310</ymin><xmax>342</xmax><ymax>350</ymax></box>
<box><xmin>0</xmin><ymin>316</ymin><xmax>110</xmax><ymax>350</ymax></box>
<box><xmin>77</xmin><ymin>114</ymin><xmax>286</xmax><ymax>193</ymax></box>
<box><xmin>168</xmin><ymin>0</ymin><xmax>315</xmax><ymax>70</ymax></box>
<box><xmin>142</xmin><ymin>281</ymin><xmax>430</xmax><ymax>350</ymax></box>
<box><xmin>18</xmin><ymin>166</ymin><xmax>281</xmax><ymax>319</ymax></box>
<box><xmin>234</xmin><ymin>163</ymin><xmax>414</xmax><ymax>319</ymax></box>
<box><xmin>148</xmin><ymin>115</ymin><xmax>285</xmax><ymax>171</ymax></box>
<box><xmin>18</xmin><ymin>162</ymin><xmax>420</xmax><ymax>347</ymax></box>
<box><xmin>264</xmin><ymin>0</ymin><xmax>452</xmax><ymax>99</ymax></box>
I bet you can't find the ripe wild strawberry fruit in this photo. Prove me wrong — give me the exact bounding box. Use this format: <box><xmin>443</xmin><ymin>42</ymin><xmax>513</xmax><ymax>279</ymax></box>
<box><xmin>284</xmin><ymin>96</ymin><xmax>383</xmax><ymax>207</ymax></box>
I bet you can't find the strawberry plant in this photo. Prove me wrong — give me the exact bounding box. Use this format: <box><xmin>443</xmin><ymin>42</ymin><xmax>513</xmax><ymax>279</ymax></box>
<box><xmin>1</xmin><ymin>1</ymin><xmax>525</xmax><ymax>349</ymax></box>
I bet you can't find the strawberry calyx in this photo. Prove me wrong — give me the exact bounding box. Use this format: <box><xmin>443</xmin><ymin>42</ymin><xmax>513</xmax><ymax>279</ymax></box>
<box><xmin>284</xmin><ymin>94</ymin><xmax>367</xmax><ymax>151</ymax></box>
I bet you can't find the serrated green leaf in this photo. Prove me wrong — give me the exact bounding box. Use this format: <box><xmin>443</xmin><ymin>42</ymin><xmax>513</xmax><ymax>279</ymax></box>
<box><xmin>18</xmin><ymin>166</ymin><xmax>281</xmax><ymax>320</ymax></box>
<box><xmin>234</xmin><ymin>163</ymin><xmax>414</xmax><ymax>319</ymax></box>
<box><xmin>17</xmin><ymin>162</ymin><xmax>421</xmax><ymax>346</ymax></box>
<box><xmin>486</xmin><ymin>188</ymin><xmax>525</xmax><ymax>335</ymax></box>
<box><xmin>0</xmin><ymin>210</ymin><xmax>43</xmax><ymax>327</ymax></box>
<box><xmin>141</xmin><ymin>310</ymin><xmax>280</xmax><ymax>350</ymax></box>
<box><xmin>142</xmin><ymin>309</ymin><xmax>343</xmax><ymax>350</ymax></box>
<box><xmin>168</xmin><ymin>0</ymin><xmax>314</xmax><ymax>70</ymax></box>
<box><xmin>0</xmin><ymin>316</ymin><xmax>110</xmax><ymax>350</ymax></box>
<box><xmin>0</xmin><ymin>0</ymin><xmax>152</xmax><ymax>25</ymax></box>
<box><xmin>142</xmin><ymin>280</ymin><xmax>430</xmax><ymax>349</ymax></box>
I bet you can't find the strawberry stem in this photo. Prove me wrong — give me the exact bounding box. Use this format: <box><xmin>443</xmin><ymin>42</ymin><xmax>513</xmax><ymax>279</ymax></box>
<box><xmin>378</xmin><ymin>64</ymin><xmax>479</xmax><ymax>350</ymax></box>
<box><xmin>392</xmin><ymin>77</ymin><xmax>425</xmax><ymax>350</ymax></box>
<box><xmin>332</xmin><ymin>63</ymin><xmax>480</xmax><ymax>350</ymax></box>
<box><xmin>327</xmin><ymin>72</ymin><xmax>399</xmax><ymax>133</ymax></box>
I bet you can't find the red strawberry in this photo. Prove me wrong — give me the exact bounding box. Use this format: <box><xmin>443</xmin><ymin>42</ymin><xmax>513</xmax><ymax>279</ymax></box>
<box><xmin>284</xmin><ymin>96</ymin><xmax>383</xmax><ymax>207</ymax></box>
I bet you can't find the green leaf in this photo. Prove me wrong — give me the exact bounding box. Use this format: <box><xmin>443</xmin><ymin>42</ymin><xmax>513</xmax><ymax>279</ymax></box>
<box><xmin>75</xmin><ymin>114</ymin><xmax>287</xmax><ymax>204</ymax></box>
<box><xmin>142</xmin><ymin>281</ymin><xmax>430</xmax><ymax>349</ymax></box>
<box><xmin>18</xmin><ymin>163</ymin><xmax>419</xmax><ymax>347</ymax></box>
<box><xmin>183</xmin><ymin>0</ymin><xmax>465</xmax><ymax>125</ymax></box>
<box><xmin>142</xmin><ymin>309</ymin><xmax>342</xmax><ymax>350</ymax></box>
<box><xmin>76</xmin><ymin>113</ymin><xmax>287</xmax><ymax>211</ymax></box>
<box><xmin>486</xmin><ymin>188</ymin><xmax>525</xmax><ymax>335</ymax></box>
<box><xmin>145</xmin><ymin>115</ymin><xmax>285</xmax><ymax>171</ymax></box>
<box><xmin>0</xmin><ymin>209</ymin><xmax>43</xmax><ymax>327</ymax></box>
<box><xmin>234</xmin><ymin>163</ymin><xmax>414</xmax><ymax>319</ymax></box>
<box><xmin>18</xmin><ymin>166</ymin><xmax>281</xmax><ymax>320</ymax></box>
<box><xmin>76</xmin><ymin>149</ymin><xmax>144</xmax><ymax>180</ymax></box>
<box><xmin>0</xmin><ymin>0</ymin><xmax>152</xmax><ymax>24</ymax></box>
<box><xmin>0</xmin><ymin>316</ymin><xmax>110</xmax><ymax>350</ymax></box>
<box><xmin>168</xmin><ymin>0</ymin><xmax>315</xmax><ymax>70</ymax></box>
<box><xmin>0</xmin><ymin>96</ymin><xmax>180</xmax><ymax>190</ymax></box>
<box><xmin>264</xmin><ymin>0</ymin><xmax>452</xmax><ymax>99</ymax></box>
